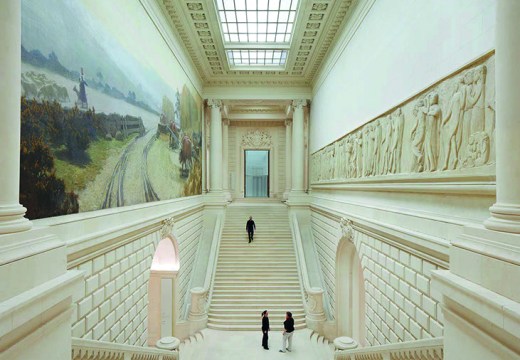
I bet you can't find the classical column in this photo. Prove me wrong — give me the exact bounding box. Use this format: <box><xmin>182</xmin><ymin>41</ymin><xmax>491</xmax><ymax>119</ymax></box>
<box><xmin>0</xmin><ymin>0</ymin><xmax>31</xmax><ymax>234</ymax></box>
<box><xmin>208</xmin><ymin>99</ymin><xmax>223</xmax><ymax>192</ymax></box>
<box><xmin>484</xmin><ymin>0</ymin><xmax>520</xmax><ymax>233</ymax></box>
<box><xmin>222</xmin><ymin>119</ymin><xmax>229</xmax><ymax>191</ymax></box>
<box><xmin>284</xmin><ymin>119</ymin><xmax>292</xmax><ymax>199</ymax></box>
<box><xmin>291</xmin><ymin>100</ymin><xmax>306</xmax><ymax>192</ymax></box>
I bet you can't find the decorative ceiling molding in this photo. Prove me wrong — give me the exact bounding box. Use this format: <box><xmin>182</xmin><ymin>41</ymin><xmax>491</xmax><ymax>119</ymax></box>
<box><xmin>158</xmin><ymin>0</ymin><xmax>356</xmax><ymax>87</ymax></box>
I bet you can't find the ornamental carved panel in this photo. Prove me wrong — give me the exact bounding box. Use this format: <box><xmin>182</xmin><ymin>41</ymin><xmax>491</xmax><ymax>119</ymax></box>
<box><xmin>241</xmin><ymin>129</ymin><xmax>273</xmax><ymax>148</ymax></box>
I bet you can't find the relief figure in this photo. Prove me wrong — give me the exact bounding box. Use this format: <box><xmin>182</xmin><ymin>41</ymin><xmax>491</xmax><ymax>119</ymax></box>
<box><xmin>411</xmin><ymin>98</ymin><xmax>427</xmax><ymax>172</ymax></box>
<box><xmin>389</xmin><ymin>108</ymin><xmax>405</xmax><ymax>174</ymax></box>
<box><xmin>440</xmin><ymin>80</ymin><xmax>465</xmax><ymax>170</ymax></box>
<box><xmin>379</xmin><ymin>117</ymin><xmax>390</xmax><ymax>175</ymax></box>
<box><xmin>423</xmin><ymin>93</ymin><xmax>441</xmax><ymax>172</ymax></box>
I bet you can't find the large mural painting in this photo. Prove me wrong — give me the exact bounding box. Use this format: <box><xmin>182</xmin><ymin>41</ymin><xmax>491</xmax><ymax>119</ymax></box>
<box><xmin>20</xmin><ymin>0</ymin><xmax>202</xmax><ymax>219</ymax></box>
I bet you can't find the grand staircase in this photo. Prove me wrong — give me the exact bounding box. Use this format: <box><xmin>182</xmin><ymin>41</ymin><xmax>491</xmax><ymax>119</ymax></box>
<box><xmin>207</xmin><ymin>203</ymin><xmax>306</xmax><ymax>331</ymax></box>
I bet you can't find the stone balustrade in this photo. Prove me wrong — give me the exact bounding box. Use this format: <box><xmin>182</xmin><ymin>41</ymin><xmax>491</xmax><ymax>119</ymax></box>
<box><xmin>71</xmin><ymin>337</ymin><xmax>178</xmax><ymax>360</ymax></box>
<box><xmin>334</xmin><ymin>337</ymin><xmax>443</xmax><ymax>360</ymax></box>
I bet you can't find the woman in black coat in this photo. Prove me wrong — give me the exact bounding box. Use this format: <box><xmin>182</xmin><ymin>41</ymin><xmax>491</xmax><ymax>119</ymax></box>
<box><xmin>261</xmin><ymin>310</ymin><xmax>270</xmax><ymax>350</ymax></box>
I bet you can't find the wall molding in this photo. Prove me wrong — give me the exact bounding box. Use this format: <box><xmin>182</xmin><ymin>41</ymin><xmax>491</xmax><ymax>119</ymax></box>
<box><xmin>66</xmin><ymin>203</ymin><xmax>204</xmax><ymax>268</ymax></box>
<box><xmin>310</xmin><ymin>204</ymin><xmax>450</xmax><ymax>267</ymax></box>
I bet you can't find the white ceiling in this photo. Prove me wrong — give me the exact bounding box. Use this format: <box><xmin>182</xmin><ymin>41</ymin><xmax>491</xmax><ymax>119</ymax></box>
<box><xmin>159</xmin><ymin>0</ymin><xmax>356</xmax><ymax>89</ymax></box>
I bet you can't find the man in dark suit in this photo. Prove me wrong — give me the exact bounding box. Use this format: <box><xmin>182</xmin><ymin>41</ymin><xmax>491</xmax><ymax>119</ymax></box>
<box><xmin>246</xmin><ymin>216</ymin><xmax>256</xmax><ymax>243</ymax></box>
<box><xmin>261</xmin><ymin>310</ymin><xmax>270</xmax><ymax>350</ymax></box>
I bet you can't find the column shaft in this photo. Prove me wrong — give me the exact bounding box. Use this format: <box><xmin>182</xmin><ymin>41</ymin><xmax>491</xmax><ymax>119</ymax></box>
<box><xmin>484</xmin><ymin>0</ymin><xmax>520</xmax><ymax>233</ymax></box>
<box><xmin>291</xmin><ymin>101</ymin><xmax>306</xmax><ymax>192</ymax></box>
<box><xmin>208</xmin><ymin>100</ymin><xmax>223</xmax><ymax>192</ymax></box>
<box><xmin>285</xmin><ymin>120</ymin><xmax>292</xmax><ymax>197</ymax></box>
<box><xmin>0</xmin><ymin>0</ymin><xmax>31</xmax><ymax>234</ymax></box>
<box><xmin>222</xmin><ymin>120</ymin><xmax>229</xmax><ymax>191</ymax></box>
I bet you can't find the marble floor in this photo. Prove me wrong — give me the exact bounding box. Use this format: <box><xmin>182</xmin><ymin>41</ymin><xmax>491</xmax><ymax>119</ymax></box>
<box><xmin>180</xmin><ymin>328</ymin><xmax>334</xmax><ymax>360</ymax></box>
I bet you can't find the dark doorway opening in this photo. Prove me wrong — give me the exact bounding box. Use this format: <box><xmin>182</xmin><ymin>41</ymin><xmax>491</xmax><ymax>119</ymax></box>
<box><xmin>244</xmin><ymin>150</ymin><xmax>269</xmax><ymax>197</ymax></box>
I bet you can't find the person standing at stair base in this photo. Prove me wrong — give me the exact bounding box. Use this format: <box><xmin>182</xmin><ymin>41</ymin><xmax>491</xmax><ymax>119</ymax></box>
<box><xmin>279</xmin><ymin>311</ymin><xmax>294</xmax><ymax>353</ymax></box>
<box><xmin>261</xmin><ymin>310</ymin><xmax>270</xmax><ymax>350</ymax></box>
<box><xmin>246</xmin><ymin>216</ymin><xmax>256</xmax><ymax>243</ymax></box>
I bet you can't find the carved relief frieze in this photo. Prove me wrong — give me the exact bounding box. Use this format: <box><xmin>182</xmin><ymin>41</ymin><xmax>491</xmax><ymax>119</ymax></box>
<box><xmin>241</xmin><ymin>129</ymin><xmax>273</xmax><ymax>148</ymax></box>
<box><xmin>311</xmin><ymin>55</ymin><xmax>496</xmax><ymax>184</ymax></box>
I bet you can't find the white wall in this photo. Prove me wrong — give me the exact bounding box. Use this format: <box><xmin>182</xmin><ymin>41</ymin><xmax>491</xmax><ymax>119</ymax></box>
<box><xmin>310</xmin><ymin>209</ymin><xmax>444</xmax><ymax>345</ymax></box>
<box><xmin>68</xmin><ymin>198</ymin><xmax>204</xmax><ymax>345</ymax></box>
<box><xmin>310</xmin><ymin>0</ymin><xmax>495</xmax><ymax>153</ymax></box>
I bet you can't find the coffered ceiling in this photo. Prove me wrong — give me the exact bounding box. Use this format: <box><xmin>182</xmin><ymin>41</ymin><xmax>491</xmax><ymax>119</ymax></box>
<box><xmin>159</xmin><ymin>0</ymin><xmax>356</xmax><ymax>88</ymax></box>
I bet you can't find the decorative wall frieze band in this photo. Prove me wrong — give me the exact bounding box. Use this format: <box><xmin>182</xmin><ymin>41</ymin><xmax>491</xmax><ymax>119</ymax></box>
<box><xmin>310</xmin><ymin>204</ymin><xmax>450</xmax><ymax>267</ymax></box>
<box><xmin>311</xmin><ymin>54</ymin><xmax>496</xmax><ymax>187</ymax></box>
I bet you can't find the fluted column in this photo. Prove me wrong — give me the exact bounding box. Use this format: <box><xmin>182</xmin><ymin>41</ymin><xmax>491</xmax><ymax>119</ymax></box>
<box><xmin>291</xmin><ymin>100</ymin><xmax>306</xmax><ymax>192</ymax></box>
<box><xmin>284</xmin><ymin>119</ymin><xmax>292</xmax><ymax>200</ymax></box>
<box><xmin>222</xmin><ymin>119</ymin><xmax>231</xmax><ymax>200</ymax></box>
<box><xmin>208</xmin><ymin>99</ymin><xmax>223</xmax><ymax>192</ymax></box>
<box><xmin>0</xmin><ymin>0</ymin><xmax>31</xmax><ymax>234</ymax></box>
<box><xmin>484</xmin><ymin>0</ymin><xmax>520</xmax><ymax>233</ymax></box>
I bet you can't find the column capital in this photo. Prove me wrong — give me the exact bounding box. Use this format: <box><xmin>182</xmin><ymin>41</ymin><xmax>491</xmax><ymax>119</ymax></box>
<box><xmin>292</xmin><ymin>99</ymin><xmax>307</xmax><ymax>109</ymax></box>
<box><xmin>285</xmin><ymin>119</ymin><xmax>292</xmax><ymax>127</ymax></box>
<box><xmin>222</xmin><ymin>119</ymin><xmax>231</xmax><ymax>126</ymax></box>
<box><xmin>207</xmin><ymin>99</ymin><xmax>223</xmax><ymax>109</ymax></box>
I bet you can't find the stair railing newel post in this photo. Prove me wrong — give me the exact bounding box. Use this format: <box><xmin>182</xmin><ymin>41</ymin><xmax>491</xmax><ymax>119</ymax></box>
<box><xmin>188</xmin><ymin>287</ymin><xmax>208</xmax><ymax>321</ymax></box>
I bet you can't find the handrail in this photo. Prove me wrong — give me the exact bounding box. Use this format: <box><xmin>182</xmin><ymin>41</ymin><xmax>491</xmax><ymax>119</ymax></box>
<box><xmin>205</xmin><ymin>215</ymin><xmax>223</xmax><ymax>304</ymax></box>
<box><xmin>290</xmin><ymin>213</ymin><xmax>327</xmax><ymax>324</ymax></box>
<box><xmin>71</xmin><ymin>338</ymin><xmax>178</xmax><ymax>360</ymax></box>
<box><xmin>187</xmin><ymin>213</ymin><xmax>223</xmax><ymax>320</ymax></box>
<box><xmin>335</xmin><ymin>337</ymin><xmax>444</xmax><ymax>360</ymax></box>
<box><xmin>290</xmin><ymin>213</ymin><xmax>314</xmax><ymax>297</ymax></box>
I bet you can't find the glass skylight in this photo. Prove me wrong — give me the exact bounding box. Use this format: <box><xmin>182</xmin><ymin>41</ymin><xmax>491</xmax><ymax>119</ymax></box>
<box><xmin>216</xmin><ymin>0</ymin><xmax>299</xmax><ymax>43</ymax></box>
<box><xmin>227</xmin><ymin>49</ymin><xmax>288</xmax><ymax>66</ymax></box>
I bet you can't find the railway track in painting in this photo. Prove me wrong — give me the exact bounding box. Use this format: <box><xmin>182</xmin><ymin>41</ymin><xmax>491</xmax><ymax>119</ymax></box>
<box><xmin>142</xmin><ymin>134</ymin><xmax>160</xmax><ymax>203</ymax></box>
<box><xmin>101</xmin><ymin>136</ymin><xmax>138</xmax><ymax>209</ymax></box>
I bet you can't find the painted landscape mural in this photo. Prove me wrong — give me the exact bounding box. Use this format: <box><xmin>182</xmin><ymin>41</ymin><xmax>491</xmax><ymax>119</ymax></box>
<box><xmin>20</xmin><ymin>0</ymin><xmax>202</xmax><ymax>219</ymax></box>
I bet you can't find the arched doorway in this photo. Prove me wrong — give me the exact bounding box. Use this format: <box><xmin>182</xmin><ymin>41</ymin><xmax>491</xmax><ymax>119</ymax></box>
<box><xmin>336</xmin><ymin>237</ymin><xmax>366</xmax><ymax>345</ymax></box>
<box><xmin>147</xmin><ymin>236</ymin><xmax>180</xmax><ymax>345</ymax></box>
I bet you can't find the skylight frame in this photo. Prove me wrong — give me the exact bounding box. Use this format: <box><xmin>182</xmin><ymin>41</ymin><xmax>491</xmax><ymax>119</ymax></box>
<box><xmin>214</xmin><ymin>0</ymin><xmax>300</xmax><ymax>70</ymax></box>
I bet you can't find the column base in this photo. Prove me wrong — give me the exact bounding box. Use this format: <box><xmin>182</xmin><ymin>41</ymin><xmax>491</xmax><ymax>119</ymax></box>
<box><xmin>484</xmin><ymin>203</ymin><xmax>520</xmax><ymax>233</ymax></box>
<box><xmin>286</xmin><ymin>190</ymin><xmax>309</xmax><ymax>206</ymax></box>
<box><xmin>204</xmin><ymin>191</ymin><xmax>228</xmax><ymax>206</ymax></box>
<box><xmin>0</xmin><ymin>204</ymin><xmax>32</xmax><ymax>235</ymax></box>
